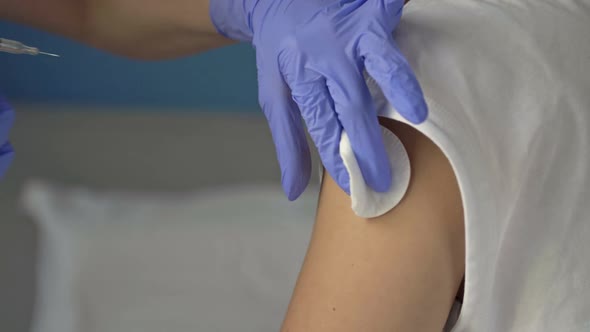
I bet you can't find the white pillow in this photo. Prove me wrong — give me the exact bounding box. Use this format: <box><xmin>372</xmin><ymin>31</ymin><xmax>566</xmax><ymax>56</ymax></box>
<box><xmin>22</xmin><ymin>181</ymin><xmax>318</xmax><ymax>332</ymax></box>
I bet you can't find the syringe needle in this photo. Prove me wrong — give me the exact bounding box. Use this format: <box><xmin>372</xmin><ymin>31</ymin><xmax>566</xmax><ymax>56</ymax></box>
<box><xmin>39</xmin><ymin>51</ymin><xmax>60</xmax><ymax>57</ymax></box>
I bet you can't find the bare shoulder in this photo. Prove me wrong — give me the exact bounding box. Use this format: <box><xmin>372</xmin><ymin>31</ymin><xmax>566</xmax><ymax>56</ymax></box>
<box><xmin>281</xmin><ymin>118</ymin><xmax>465</xmax><ymax>332</ymax></box>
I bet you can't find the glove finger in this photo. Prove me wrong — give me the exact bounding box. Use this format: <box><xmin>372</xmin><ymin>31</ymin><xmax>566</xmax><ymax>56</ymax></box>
<box><xmin>0</xmin><ymin>95</ymin><xmax>15</xmax><ymax>145</ymax></box>
<box><xmin>0</xmin><ymin>142</ymin><xmax>14</xmax><ymax>178</ymax></box>
<box><xmin>323</xmin><ymin>57</ymin><xmax>392</xmax><ymax>193</ymax></box>
<box><xmin>285</xmin><ymin>71</ymin><xmax>350</xmax><ymax>194</ymax></box>
<box><xmin>257</xmin><ymin>63</ymin><xmax>312</xmax><ymax>201</ymax></box>
<box><xmin>361</xmin><ymin>35</ymin><xmax>428</xmax><ymax>124</ymax></box>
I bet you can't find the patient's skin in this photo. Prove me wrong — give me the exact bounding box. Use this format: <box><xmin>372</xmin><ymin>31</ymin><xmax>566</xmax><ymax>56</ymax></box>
<box><xmin>0</xmin><ymin>0</ymin><xmax>231</xmax><ymax>59</ymax></box>
<box><xmin>281</xmin><ymin>118</ymin><xmax>465</xmax><ymax>332</ymax></box>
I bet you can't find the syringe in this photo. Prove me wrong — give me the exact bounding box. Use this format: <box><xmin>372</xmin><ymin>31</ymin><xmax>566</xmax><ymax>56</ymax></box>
<box><xmin>0</xmin><ymin>38</ymin><xmax>60</xmax><ymax>57</ymax></box>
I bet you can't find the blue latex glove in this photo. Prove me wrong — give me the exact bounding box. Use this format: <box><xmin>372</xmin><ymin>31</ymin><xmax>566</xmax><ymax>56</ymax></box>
<box><xmin>0</xmin><ymin>94</ymin><xmax>15</xmax><ymax>178</ymax></box>
<box><xmin>210</xmin><ymin>0</ymin><xmax>427</xmax><ymax>200</ymax></box>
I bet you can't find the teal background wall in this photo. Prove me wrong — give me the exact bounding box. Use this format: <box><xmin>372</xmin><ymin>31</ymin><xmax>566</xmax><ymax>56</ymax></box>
<box><xmin>0</xmin><ymin>21</ymin><xmax>259</xmax><ymax>112</ymax></box>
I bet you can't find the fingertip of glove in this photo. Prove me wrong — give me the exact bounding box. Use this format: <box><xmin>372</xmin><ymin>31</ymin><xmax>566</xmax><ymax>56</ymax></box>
<box><xmin>283</xmin><ymin>184</ymin><xmax>304</xmax><ymax>201</ymax></box>
<box><xmin>342</xmin><ymin>182</ymin><xmax>351</xmax><ymax>196</ymax></box>
<box><xmin>367</xmin><ymin>164</ymin><xmax>392</xmax><ymax>193</ymax></box>
<box><xmin>282</xmin><ymin>172</ymin><xmax>308</xmax><ymax>201</ymax></box>
<box><xmin>409</xmin><ymin>103</ymin><xmax>428</xmax><ymax>125</ymax></box>
<box><xmin>335</xmin><ymin>169</ymin><xmax>351</xmax><ymax>196</ymax></box>
<box><xmin>400</xmin><ymin>92</ymin><xmax>429</xmax><ymax>124</ymax></box>
<box><xmin>358</xmin><ymin>134</ymin><xmax>392</xmax><ymax>193</ymax></box>
<box><xmin>280</xmin><ymin>155</ymin><xmax>313</xmax><ymax>201</ymax></box>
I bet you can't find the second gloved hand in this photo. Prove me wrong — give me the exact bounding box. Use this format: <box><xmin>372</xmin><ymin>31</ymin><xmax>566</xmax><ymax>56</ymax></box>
<box><xmin>0</xmin><ymin>94</ymin><xmax>15</xmax><ymax>178</ymax></box>
<box><xmin>210</xmin><ymin>0</ymin><xmax>427</xmax><ymax>200</ymax></box>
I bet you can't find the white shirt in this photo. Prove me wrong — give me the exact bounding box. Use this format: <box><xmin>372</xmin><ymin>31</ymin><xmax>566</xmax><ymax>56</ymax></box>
<box><xmin>366</xmin><ymin>1</ymin><xmax>590</xmax><ymax>331</ymax></box>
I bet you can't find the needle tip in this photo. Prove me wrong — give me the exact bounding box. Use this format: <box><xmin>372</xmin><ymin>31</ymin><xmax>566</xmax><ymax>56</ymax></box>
<box><xmin>39</xmin><ymin>51</ymin><xmax>60</xmax><ymax>57</ymax></box>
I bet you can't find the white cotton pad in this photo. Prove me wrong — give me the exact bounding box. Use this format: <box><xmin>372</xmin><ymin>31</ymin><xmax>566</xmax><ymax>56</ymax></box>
<box><xmin>339</xmin><ymin>125</ymin><xmax>411</xmax><ymax>219</ymax></box>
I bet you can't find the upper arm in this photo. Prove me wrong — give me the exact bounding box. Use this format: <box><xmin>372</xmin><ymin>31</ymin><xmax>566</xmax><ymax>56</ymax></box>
<box><xmin>281</xmin><ymin>118</ymin><xmax>465</xmax><ymax>332</ymax></box>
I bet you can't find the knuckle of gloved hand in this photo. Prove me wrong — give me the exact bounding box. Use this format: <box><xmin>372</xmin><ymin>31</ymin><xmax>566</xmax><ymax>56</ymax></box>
<box><xmin>277</xmin><ymin>35</ymin><xmax>301</xmax><ymax>65</ymax></box>
<box><xmin>279</xmin><ymin>32</ymin><xmax>300</xmax><ymax>50</ymax></box>
<box><xmin>379</xmin><ymin>0</ymin><xmax>404</xmax><ymax>20</ymax></box>
<box><xmin>292</xmin><ymin>79</ymin><xmax>324</xmax><ymax>107</ymax></box>
<box><xmin>257</xmin><ymin>89</ymin><xmax>278</xmax><ymax>118</ymax></box>
<box><xmin>299</xmin><ymin>104</ymin><xmax>321</xmax><ymax>130</ymax></box>
<box><xmin>369</xmin><ymin>53</ymin><xmax>400</xmax><ymax>78</ymax></box>
<box><xmin>278</xmin><ymin>48</ymin><xmax>303</xmax><ymax>80</ymax></box>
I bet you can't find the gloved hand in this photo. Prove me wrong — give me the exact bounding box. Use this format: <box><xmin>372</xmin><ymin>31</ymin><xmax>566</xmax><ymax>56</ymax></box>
<box><xmin>210</xmin><ymin>0</ymin><xmax>427</xmax><ymax>200</ymax></box>
<box><xmin>0</xmin><ymin>94</ymin><xmax>15</xmax><ymax>178</ymax></box>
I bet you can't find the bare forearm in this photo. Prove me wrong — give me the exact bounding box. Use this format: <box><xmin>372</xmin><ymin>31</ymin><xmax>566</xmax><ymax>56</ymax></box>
<box><xmin>0</xmin><ymin>0</ymin><xmax>233</xmax><ymax>59</ymax></box>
